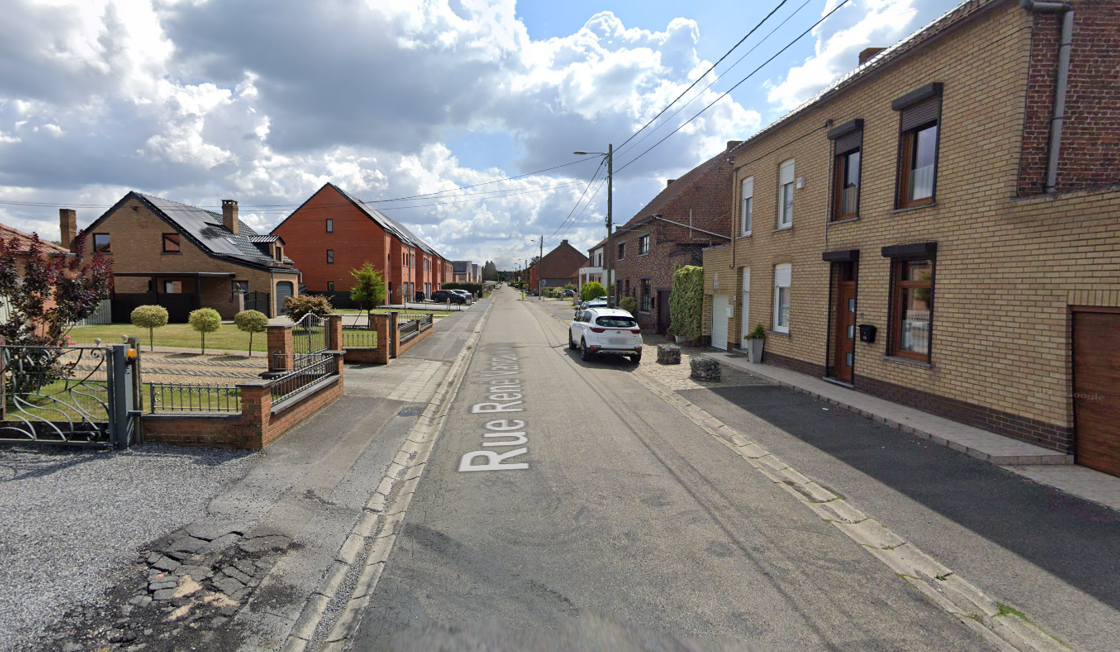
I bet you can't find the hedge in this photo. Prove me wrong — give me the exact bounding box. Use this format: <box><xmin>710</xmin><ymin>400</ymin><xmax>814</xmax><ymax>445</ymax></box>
<box><xmin>669</xmin><ymin>265</ymin><xmax>703</xmax><ymax>342</ymax></box>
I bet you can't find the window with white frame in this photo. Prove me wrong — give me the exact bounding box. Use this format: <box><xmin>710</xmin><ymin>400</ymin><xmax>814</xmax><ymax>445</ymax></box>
<box><xmin>741</xmin><ymin>177</ymin><xmax>753</xmax><ymax>236</ymax></box>
<box><xmin>638</xmin><ymin>234</ymin><xmax>650</xmax><ymax>255</ymax></box>
<box><xmin>778</xmin><ymin>159</ymin><xmax>795</xmax><ymax>228</ymax></box>
<box><xmin>773</xmin><ymin>263</ymin><xmax>791</xmax><ymax>333</ymax></box>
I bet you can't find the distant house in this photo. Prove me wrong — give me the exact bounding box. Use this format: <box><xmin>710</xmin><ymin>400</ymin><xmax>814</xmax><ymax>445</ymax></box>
<box><xmin>452</xmin><ymin>261</ymin><xmax>473</xmax><ymax>283</ymax></box>
<box><xmin>272</xmin><ymin>183</ymin><xmax>448</xmax><ymax>305</ymax></box>
<box><xmin>611</xmin><ymin>142</ymin><xmax>737</xmax><ymax>333</ymax></box>
<box><xmin>0</xmin><ymin>215</ymin><xmax>76</xmax><ymax>323</ymax></box>
<box><xmin>534</xmin><ymin>240</ymin><xmax>587</xmax><ymax>292</ymax></box>
<box><xmin>579</xmin><ymin>239</ymin><xmax>606</xmax><ymax>291</ymax></box>
<box><xmin>83</xmin><ymin>192</ymin><xmax>300</xmax><ymax>321</ymax></box>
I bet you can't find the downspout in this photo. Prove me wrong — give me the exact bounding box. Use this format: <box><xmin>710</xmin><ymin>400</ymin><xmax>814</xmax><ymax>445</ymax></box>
<box><xmin>1021</xmin><ymin>0</ymin><xmax>1074</xmax><ymax>194</ymax></box>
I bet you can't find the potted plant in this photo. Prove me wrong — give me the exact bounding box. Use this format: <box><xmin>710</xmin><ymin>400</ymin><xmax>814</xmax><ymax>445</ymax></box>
<box><xmin>743</xmin><ymin>324</ymin><xmax>766</xmax><ymax>363</ymax></box>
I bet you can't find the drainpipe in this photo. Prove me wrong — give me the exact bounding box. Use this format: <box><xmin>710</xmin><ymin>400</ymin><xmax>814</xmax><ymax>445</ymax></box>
<box><xmin>1021</xmin><ymin>0</ymin><xmax>1074</xmax><ymax>194</ymax></box>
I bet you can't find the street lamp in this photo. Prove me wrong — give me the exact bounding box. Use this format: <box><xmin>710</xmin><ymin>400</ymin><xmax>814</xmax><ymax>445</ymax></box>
<box><xmin>574</xmin><ymin>145</ymin><xmax>613</xmax><ymax>306</ymax></box>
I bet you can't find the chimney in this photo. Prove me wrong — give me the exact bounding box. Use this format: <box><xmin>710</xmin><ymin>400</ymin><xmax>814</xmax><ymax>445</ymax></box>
<box><xmin>726</xmin><ymin>140</ymin><xmax>742</xmax><ymax>151</ymax></box>
<box><xmin>222</xmin><ymin>199</ymin><xmax>239</xmax><ymax>235</ymax></box>
<box><xmin>59</xmin><ymin>208</ymin><xmax>77</xmax><ymax>252</ymax></box>
<box><xmin>666</xmin><ymin>179</ymin><xmax>676</xmax><ymax>188</ymax></box>
<box><xmin>859</xmin><ymin>47</ymin><xmax>885</xmax><ymax>66</ymax></box>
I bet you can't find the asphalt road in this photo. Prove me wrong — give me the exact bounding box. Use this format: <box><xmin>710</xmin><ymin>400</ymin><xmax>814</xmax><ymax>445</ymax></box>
<box><xmin>350</xmin><ymin>289</ymin><xmax>988</xmax><ymax>651</ymax></box>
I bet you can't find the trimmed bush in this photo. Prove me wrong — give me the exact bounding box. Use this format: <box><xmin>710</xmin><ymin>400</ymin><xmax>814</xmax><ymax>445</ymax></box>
<box><xmin>188</xmin><ymin>308</ymin><xmax>221</xmax><ymax>355</ymax></box>
<box><xmin>284</xmin><ymin>294</ymin><xmax>332</xmax><ymax>322</ymax></box>
<box><xmin>669</xmin><ymin>265</ymin><xmax>703</xmax><ymax>342</ymax></box>
<box><xmin>580</xmin><ymin>281</ymin><xmax>606</xmax><ymax>302</ymax></box>
<box><xmin>619</xmin><ymin>296</ymin><xmax>638</xmax><ymax>314</ymax></box>
<box><xmin>130</xmin><ymin>305</ymin><xmax>168</xmax><ymax>352</ymax></box>
<box><xmin>234</xmin><ymin>310</ymin><xmax>269</xmax><ymax>357</ymax></box>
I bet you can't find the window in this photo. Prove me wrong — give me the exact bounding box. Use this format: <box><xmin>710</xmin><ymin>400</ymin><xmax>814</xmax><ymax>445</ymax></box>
<box><xmin>640</xmin><ymin>279</ymin><xmax>652</xmax><ymax>312</ymax></box>
<box><xmin>162</xmin><ymin>233</ymin><xmax>180</xmax><ymax>253</ymax></box>
<box><xmin>638</xmin><ymin>234</ymin><xmax>650</xmax><ymax>255</ymax></box>
<box><xmin>163</xmin><ymin>280</ymin><xmax>181</xmax><ymax>294</ymax></box>
<box><xmin>596</xmin><ymin>315</ymin><xmax>637</xmax><ymax>328</ymax></box>
<box><xmin>740</xmin><ymin>177</ymin><xmax>754</xmax><ymax>235</ymax></box>
<box><xmin>327</xmin><ymin>281</ymin><xmax>335</xmax><ymax>293</ymax></box>
<box><xmin>889</xmin><ymin>257</ymin><xmax>934</xmax><ymax>361</ymax></box>
<box><xmin>327</xmin><ymin>249</ymin><xmax>334</xmax><ymax>264</ymax></box>
<box><xmin>618</xmin><ymin>242</ymin><xmax>626</xmax><ymax>260</ymax></box>
<box><xmin>773</xmin><ymin>264</ymin><xmax>791</xmax><ymax>333</ymax></box>
<box><xmin>326</xmin><ymin>219</ymin><xmax>333</xmax><ymax>233</ymax></box>
<box><xmin>893</xmin><ymin>83</ymin><xmax>942</xmax><ymax>208</ymax></box>
<box><xmin>827</xmin><ymin>119</ymin><xmax>863</xmax><ymax>221</ymax></box>
<box><xmin>778</xmin><ymin>160</ymin><xmax>795</xmax><ymax>228</ymax></box>
<box><xmin>93</xmin><ymin>234</ymin><xmax>111</xmax><ymax>253</ymax></box>
<box><xmin>275</xmin><ymin>245</ymin><xmax>283</xmax><ymax>262</ymax></box>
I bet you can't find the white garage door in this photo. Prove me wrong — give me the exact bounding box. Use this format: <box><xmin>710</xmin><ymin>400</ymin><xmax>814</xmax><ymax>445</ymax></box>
<box><xmin>711</xmin><ymin>294</ymin><xmax>729</xmax><ymax>351</ymax></box>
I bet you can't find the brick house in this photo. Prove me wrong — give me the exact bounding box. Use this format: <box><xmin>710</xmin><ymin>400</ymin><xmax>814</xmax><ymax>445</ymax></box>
<box><xmin>702</xmin><ymin>0</ymin><xmax>1120</xmax><ymax>475</ymax></box>
<box><xmin>272</xmin><ymin>183</ymin><xmax>448</xmax><ymax>306</ymax></box>
<box><xmin>579</xmin><ymin>240</ymin><xmax>606</xmax><ymax>292</ymax></box>
<box><xmin>83</xmin><ymin>192</ymin><xmax>300</xmax><ymax>321</ymax></box>
<box><xmin>531</xmin><ymin>240</ymin><xmax>587</xmax><ymax>293</ymax></box>
<box><xmin>612</xmin><ymin>142</ymin><xmax>737</xmax><ymax>333</ymax></box>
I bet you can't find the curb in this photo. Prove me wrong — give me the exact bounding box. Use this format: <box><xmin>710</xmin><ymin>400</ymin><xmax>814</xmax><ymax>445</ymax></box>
<box><xmin>278</xmin><ymin>296</ymin><xmax>498</xmax><ymax>652</ymax></box>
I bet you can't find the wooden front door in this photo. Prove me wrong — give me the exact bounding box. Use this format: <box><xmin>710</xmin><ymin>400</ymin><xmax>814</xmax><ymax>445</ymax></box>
<box><xmin>1073</xmin><ymin>309</ymin><xmax>1120</xmax><ymax>477</ymax></box>
<box><xmin>833</xmin><ymin>268</ymin><xmax>857</xmax><ymax>382</ymax></box>
<box><xmin>657</xmin><ymin>290</ymin><xmax>671</xmax><ymax>334</ymax></box>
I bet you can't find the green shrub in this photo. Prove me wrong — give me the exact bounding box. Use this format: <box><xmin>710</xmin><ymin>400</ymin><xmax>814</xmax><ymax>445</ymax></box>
<box><xmin>619</xmin><ymin>296</ymin><xmax>638</xmax><ymax>314</ymax></box>
<box><xmin>130</xmin><ymin>305</ymin><xmax>168</xmax><ymax>352</ymax></box>
<box><xmin>745</xmin><ymin>323</ymin><xmax>766</xmax><ymax>339</ymax></box>
<box><xmin>284</xmin><ymin>294</ymin><xmax>332</xmax><ymax>322</ymax></box>
<box><xmin>234</xmin><ymin>310</ymin><xmax>269</xmax><ymax>357</ymax></box>
<box><xmin>669</xmin><ymin>265</ymin><xmax>703</xmax><ymax>342</ymax></box>
<box><xmin>188</xmin><ymin>308</ymin><xmax>221</xmax><ymax>355</ymax></box>
<box><xmin>350</xmin><ymin>262</ymin><xmax>387</xmax><ymax>316</ymax></box>
<box><xmin>580</xmin><ymin>282</ymin><xmax>606</xmax><ymax>302</ymax></box>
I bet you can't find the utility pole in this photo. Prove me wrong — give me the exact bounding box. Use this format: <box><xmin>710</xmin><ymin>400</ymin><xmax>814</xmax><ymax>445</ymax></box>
<box><xmin>575</xmin><ymin>144</ymin><xmax>613</xmax><ymax>307</ymax></box>
<box><xmin>538</xmin><ymin>235</ymin><xmax>544</xmax><ymax>300</ymax></box>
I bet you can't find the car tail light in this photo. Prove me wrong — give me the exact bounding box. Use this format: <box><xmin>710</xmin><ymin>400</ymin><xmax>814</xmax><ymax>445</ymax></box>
<box><xmin>630</xmin><ymin>328</ymin><xmax>641</xmax><ymax>333</ymax></box>
<box><xmin>589</xmin><ymin>327</ymin><xmax>606</xmax><ymax>333</ymax></box>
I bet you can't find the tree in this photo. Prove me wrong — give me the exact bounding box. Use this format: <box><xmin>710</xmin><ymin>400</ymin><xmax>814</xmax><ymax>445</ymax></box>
<box><xmin>349</xmin><ymin>262</ymin><xmax>386</xmax><ymax>324</ymax></box>
<box><xmin>482</xmin><ymin>261</ymin><xmax>498</xmax><ymax>281</ymax></box>
<box><xmin>188</xmin><ymin>308</ymin><xmax>221</xmax><ymax>355</ymax></box>
<box><xmin>283</xmin><ymin>294</ymin><xmax>332</xmax><ymax>322</ymax></box>
<box><xmin>580</xmin><ymin>282</ymin><xmax>606</xmax><ymax>302</ymax></box>
<box><xmin>234</xmin><ymin>310</ymin><xmax>269</xmax><ymax>357</ymax></box>
<box><xmin>130</xmin><ymin>305</ymin><xmax>168</xmax><ymax>352</ymax></box>
<box><xmin>0</xmin><ymin>231</ymin><xmax>112</xmax><ymax>347</ymax></box>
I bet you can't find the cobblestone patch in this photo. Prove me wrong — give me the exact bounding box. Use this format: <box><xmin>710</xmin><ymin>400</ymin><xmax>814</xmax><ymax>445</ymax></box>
<box><xmin>637</xmin><ymin>337</ymin><xmax>773</xmax><ymax>392</ymax></box>
<box><xmin>30</xmin><ymin>524</ymin><xmax>290</xmax><ymax>652</ymax></box>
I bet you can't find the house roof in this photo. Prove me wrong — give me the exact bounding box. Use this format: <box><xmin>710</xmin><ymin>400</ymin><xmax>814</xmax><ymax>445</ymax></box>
<box><xmin>617</xmin><ymin>143</ymin><xmax>735</xmax><ymax>231</ymax></box>
<box><xmin>87</xmin><ymin>191</ymin><xmax>296</xmax><ymax>270</ymax></box>
<box><xmin>730</xmin><ymin>0</ymin><xmax>997</xmax><ymax>156</ymax></box>
<box><xmin>0</xmin><ymin>223</ymin><xmax>70</xmax><ymax>255</ymax></box>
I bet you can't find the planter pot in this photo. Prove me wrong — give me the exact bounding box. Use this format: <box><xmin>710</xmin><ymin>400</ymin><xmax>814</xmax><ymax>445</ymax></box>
<box><xmin>745</xmin><ymin>338</ymin><xmax>764</xmax><ymax>363</ymax></box>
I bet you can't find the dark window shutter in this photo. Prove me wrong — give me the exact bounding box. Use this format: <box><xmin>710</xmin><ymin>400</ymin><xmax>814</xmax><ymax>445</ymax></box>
<box><xmin>834</xmin><ymin>130</ymin><xmax>862</xmax><ymax>154</ymax></box>
<box><xmin>900</xmin><ymin>96</ymin><xmax>940</xmax><ymax>131</ymax></box>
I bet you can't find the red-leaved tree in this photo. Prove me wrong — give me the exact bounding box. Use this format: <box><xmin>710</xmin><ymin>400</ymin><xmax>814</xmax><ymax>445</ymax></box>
<box><xmin>0</xmin><ymin>231</ymin><xmax>114</xmax><ymax>347</ymax></box>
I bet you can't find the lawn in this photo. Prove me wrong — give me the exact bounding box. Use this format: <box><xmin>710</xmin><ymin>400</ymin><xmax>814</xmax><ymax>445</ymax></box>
<box><xmin>70</xmin><ymin>323</ymin><xmax>267</xmax><ymax>353</ymax></box>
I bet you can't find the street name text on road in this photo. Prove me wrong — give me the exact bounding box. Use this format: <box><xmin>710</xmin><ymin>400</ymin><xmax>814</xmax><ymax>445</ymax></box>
<box><xmin>461</xmin><ymin>348</ymin><xmax>529</xmax><ymax>472</ymax></box>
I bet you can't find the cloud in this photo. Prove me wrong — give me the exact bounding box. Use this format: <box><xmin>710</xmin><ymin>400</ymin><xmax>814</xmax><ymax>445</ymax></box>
<box><xmin>0</xmin><ymin>0</ymin><xmax>760</xmax><ymax>269</ymax></box>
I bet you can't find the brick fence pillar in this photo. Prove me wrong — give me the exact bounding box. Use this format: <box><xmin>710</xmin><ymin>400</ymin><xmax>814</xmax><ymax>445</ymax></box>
<box><xmin>267</xmin><ymin>324</ymin><xmax>293</xmax><ymax>373</ymax></box>
<box><xmin>238</xmin><ymin>380</ymin><xmax>272</xmax><ymax>449</ymax></box>
<box><xmin>370</xmin><ymin>313</ymin><xmax>390</xmax><ymax>365</ymax></box>
<box><xmin>389</xmin><ymin>311</ymin><xmax>399</xmax><ymax>359</ymax></box>
<box><xmin>326</xmin><ymin>314</ymin><xmax>343</xmax><ymax>351</ymax></box>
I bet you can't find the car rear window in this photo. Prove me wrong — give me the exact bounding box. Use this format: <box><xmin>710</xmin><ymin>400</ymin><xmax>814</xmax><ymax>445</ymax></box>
<box><xmin>596</xmin><ymin>316</ymin><xmax>637</xmax><ymax>328</ymax></box>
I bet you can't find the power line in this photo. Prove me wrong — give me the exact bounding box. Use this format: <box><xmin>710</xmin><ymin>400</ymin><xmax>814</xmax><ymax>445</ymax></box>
<box><xmin>614</xmin><ymin>0</ymin><xmax>852</xmax><ymax>176</ymax></box>
<box><xmin>546</xmin><ymin>158</ymin><xmax>605</xmax><ymax>241</ymax></box>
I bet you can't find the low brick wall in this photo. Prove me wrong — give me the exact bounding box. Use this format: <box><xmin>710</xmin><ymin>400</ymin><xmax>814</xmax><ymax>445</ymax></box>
<box><xmin>396</xmin><ymin>321</ymin><xmax>433</xmax><ymax>356</ymax></box>
<box><xmin>143</xmin><ymin>352</ymin><xmax>345</xmax><ymax>450</ymax></box>
<box><xmin>343</xmin><ymin>348</ymin><xmax>387</xmax><ymax>364</ymax></box>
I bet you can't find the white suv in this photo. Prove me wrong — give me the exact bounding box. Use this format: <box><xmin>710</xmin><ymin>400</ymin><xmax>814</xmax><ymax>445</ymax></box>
<box><xmin>569</xmin><ymin>308</ymin><xmax>642</xmax><ymax>363</ymax></box>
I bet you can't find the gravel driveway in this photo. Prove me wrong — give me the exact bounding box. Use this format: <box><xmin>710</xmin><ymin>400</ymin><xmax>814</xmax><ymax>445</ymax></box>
<box><xmin>0</xmin><ymin>443</ymin><xmax>255</xmax><ymax>652</ymax></box>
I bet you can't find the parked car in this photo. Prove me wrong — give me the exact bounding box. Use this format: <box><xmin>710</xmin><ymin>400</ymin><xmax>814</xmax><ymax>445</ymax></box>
<box><xmin>559</xmin><ymin>288</ymin><xmax>577</xmax><ymax>298</ymax></box>
<box><xmin>576</xmin><ymin>297</ymin><xmax>610</xmax><ymax>318</ymax></box>
<box><xmin>431</xmin><ymin>290</ymin><xmax>467</xmax><ymax>304</ymax></box>
<box><xmin>569</xmin><ymin>308</ymin><xmax>642</xmax><ymax>363</ymax></box>
<box><xmin>450</xmin><ymin>289</ymin><xmax>474</xmax><ymax>303</ymax></box>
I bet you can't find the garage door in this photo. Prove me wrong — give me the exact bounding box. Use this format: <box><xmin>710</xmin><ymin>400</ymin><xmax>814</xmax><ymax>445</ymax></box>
<box><xmin>1073</xmin><ymin>309</ymin><xmax>1120</xmax><ymax>477</ymax></box>
<box><xmin>711</xmin><ymin>294</ymin><xmax>729</xmax><ymax>351</ymax></box>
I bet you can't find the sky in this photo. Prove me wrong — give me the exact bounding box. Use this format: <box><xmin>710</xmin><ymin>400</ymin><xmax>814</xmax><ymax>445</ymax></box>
<box><xmin>0</xmin><ymin>0</ymin><xmax>963</xmax><ymax>270</ymax></box>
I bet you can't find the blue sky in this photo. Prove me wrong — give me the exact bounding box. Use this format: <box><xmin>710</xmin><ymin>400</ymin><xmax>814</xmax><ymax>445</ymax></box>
<box><xmin>0</xmin><ymin>0</ymin><xmax>963</xmax><ymax>269</ymax></box>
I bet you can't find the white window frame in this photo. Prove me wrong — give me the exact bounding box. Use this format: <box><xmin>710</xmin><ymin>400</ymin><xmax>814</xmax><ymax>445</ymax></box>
<box><xmin>740</xmin><ymin>177</ymin><xmax>754</xmax><ymax>236</ymax></box>
<box><xmin>638</xmin><ymin>234</ymin><xmax>651</xmax><ymax>255</ymax></box>
<box><xmin>778</xmin><ymin>159</ymin><xmax>795</xmax><ymax>229</ymax></box>
<box><xmin>740</xmin><ymin>267</ymin><xmax>751</xmax><ymax>340</ymax></box>
<box><xmin>773</xmin><ymin>263</ymin><xmax>791</xmax><ymax>333</ymax></box>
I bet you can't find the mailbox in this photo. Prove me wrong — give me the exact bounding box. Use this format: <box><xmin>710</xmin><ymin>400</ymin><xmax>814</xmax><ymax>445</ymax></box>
<box><xmin>858</xmin><ymin>324</ymin><xmax>877</xmax><ymax>343</ymax></box>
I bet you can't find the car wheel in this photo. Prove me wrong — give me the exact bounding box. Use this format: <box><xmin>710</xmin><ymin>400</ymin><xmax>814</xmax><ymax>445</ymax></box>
<box><xmin>630</xmin><ymin>353</ymin><xmax>642</xmax><ymax>364</ymax></box>
<box><xmin>580</xmin><ymin>339</ymin><xmax>592</xmax><ymax>362</ymax></box>
<box><xmin>568</xmin><ymin>331</ymin><xmax>577</xmax><ymax>350</ymax></box>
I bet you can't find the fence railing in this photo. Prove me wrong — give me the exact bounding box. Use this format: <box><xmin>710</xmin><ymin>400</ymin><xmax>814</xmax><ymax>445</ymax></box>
<box><xmin>270</xmin><ymin>353</ymin><xmax>337</xmax><ymax>405</ymax></box>
<box><xmin>149</xmin><ymin>383</ymin><xmax>241</xmax><ymax>413</ymax></box>
<box><xmin>398</xmin><ymin>313</ymin><xmax>433</xmax><ymax>345</ymax></box>
<box><xmin>291</xmin><ymin>313</ymin><xmax>327</xmax><ymax>358</ymax></box>
<box><xmin>342</xmin><ymin>325</ymin><xmax>377</xmax><ymax>349</ymax></box>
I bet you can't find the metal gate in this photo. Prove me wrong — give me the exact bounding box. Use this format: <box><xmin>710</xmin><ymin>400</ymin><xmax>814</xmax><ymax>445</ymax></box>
<box><xmin>0</xmin><ymin>343</ymin><xmax>140</xmax><ymax>448</ymax></box>
<box><xmin>244</xmin><ymin>291</ymin><xmax>270</xmax><ymax>315</ymax></box>
<box><xmin>290</xmin><ymin>313</ymin><xmax>327</xmax><ymax>369</ymax></box>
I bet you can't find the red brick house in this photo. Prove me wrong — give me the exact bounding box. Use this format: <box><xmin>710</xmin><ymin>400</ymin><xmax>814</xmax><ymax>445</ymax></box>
<box><xmin>272</xmin><ymin>183</ymin><xmax>448</xmax><ymax>305</ymax></box>
<box><xmin>611</xmin><ymin>141</ymin><xmax>738</xmax><ymax>332</ymax></box>
<box><xmin>530</xmin><ymin>240</ymin><xmax>586</xmax><ymax>294</ymax></box>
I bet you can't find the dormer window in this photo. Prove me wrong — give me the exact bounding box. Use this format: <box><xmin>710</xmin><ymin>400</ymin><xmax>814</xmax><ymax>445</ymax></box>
<box><xmin>275</xmin><ymin>245</ymin><xmax>284</xmax><ymax>262</ymax></box>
